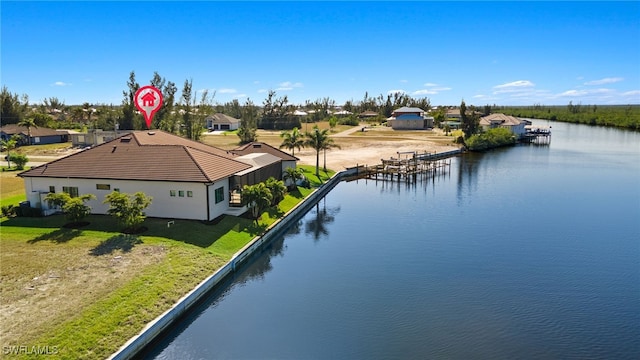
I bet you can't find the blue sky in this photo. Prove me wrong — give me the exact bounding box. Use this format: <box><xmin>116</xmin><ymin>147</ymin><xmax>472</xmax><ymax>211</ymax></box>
<box><xmin>2</xmin><ymin>1</ymin><xmax>639</xmax><ymax>107</ymax></box>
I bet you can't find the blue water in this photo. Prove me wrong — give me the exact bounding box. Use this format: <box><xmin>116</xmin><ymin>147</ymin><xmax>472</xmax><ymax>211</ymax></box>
<box><xmin>143</xmin><ymin>121</ymin><xmax>640</xmax><ymax>359</ymax></box>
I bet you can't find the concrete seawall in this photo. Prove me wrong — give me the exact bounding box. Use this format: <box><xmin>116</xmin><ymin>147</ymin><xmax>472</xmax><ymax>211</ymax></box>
<box><xmin>109</xmin><ymin>170</ymin><xmax>351</xmax><ymax>360</ymax></box>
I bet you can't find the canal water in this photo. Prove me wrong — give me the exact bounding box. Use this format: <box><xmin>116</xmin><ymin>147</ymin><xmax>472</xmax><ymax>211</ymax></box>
<box><xmin>143</xmin><ymin>121</ymin><xmax>640</xmax><ymax>359</ymax></box>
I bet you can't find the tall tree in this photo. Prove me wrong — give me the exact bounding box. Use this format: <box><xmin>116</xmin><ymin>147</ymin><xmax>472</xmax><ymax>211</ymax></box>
<box><xmin>1</xmin><ymin>86</ymin><xmax>29</xmax><ymax>125</ymax></box>
<box><xmin>179</xmin><ymin>78</ymin><xmax>200</xmax><ymax>140</ymax></box>
<box><xmin>304</xmin><ymin>126</ymin><xmax>338</xmax><ymax>177</ymax></box>
<box><xmin>237</xmin><ymin>98</ymin><xmax>258</xmax><ymax>144</ymax></box>
<box><xmin>279</xmin><ymin>127</ymin><xmax>304</xmax><ymax>156</ymax></box>
<box><xmin>121</xmin><ymin>71</ymin><xmax>139</xmax><ymax>130</ymax></box>
<box><xmin>460</xmin><ymin>100</ymin><xmax>479</xmax><ymax>138</ymax></box>
<box><xmin>17</xmin><ymin>117</ymin><xmax>37</xmax><ymax>145</ymax></box>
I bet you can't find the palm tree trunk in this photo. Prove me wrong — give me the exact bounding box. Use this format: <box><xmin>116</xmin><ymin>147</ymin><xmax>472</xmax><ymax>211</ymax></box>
<box><xmin>315</xmin><ymin>150</ymin><xmax>320</xmax><ymax>177</ymax></box>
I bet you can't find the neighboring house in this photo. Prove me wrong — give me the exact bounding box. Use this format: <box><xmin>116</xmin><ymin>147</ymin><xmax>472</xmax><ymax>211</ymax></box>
<box><xmin>387</xmin><ymin>107</ymin><xmax>433</xmax><ymax>130</ymax></box>
<box><xmin>358</xmin><ymin>110</ymin><xmax>379</xmax><ymax>119</ymax></box>
<box><xmin>205</xmin><ymin>113</ymin><xmax>240</xmax><ymax>131</ymax></box>
<box><xmin>0</xmin><ymin>124</ymin><xmax>68</xmax><ymax>145</ymax></box>
<box><xmin>19</xmin><ymin>130</ymin><xmax>297</xmax><ymax>221</ymax></box>
<box><xmin>229</xmin><ymin>142</ymin><xmax>299</xmax><ymax>177</ymax></box>
<box><xmin>479</xmin><ymin>113</ymin><xmax>529</xmax><ymax>138</ymax></box>
<box><xmin>70</xmin><ymin>129</ymin><xmax>132</xmax><ymax>147</ymax></box>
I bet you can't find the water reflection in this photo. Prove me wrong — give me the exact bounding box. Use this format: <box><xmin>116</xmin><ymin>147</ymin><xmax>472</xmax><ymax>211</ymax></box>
<box><xmin>305</xmin><ymin>197</ymin><xmax>340</xmax><ymax>241</ymax></box>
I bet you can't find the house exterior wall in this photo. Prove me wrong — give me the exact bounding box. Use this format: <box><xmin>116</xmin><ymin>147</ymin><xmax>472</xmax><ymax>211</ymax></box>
<box><xmin>207</xmin><ymin>179</ymin><xmax>231</xmax><ymax>220</ymax></box>
<box><xmin>391</xmin><ymin>119</ymin><xmax>427</xmax><ymax>130</ymax></box>
<box><xmin>22</xmin><ymin>177</ymin><xmax>222</xmax><ymax>221</ymax></box>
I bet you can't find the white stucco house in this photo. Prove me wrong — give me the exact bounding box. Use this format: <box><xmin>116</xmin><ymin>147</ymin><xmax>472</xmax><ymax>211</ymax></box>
<box><xmin>479</xmin><ymin>113</ymin><xmax>530</xmax><ymax>138</ymax></box>
<box><xmin>19</xmin><ymin>131</ymin><xmax>297</xmax><ymax>221</ymax></box>
<box><xmin>205</xmin><ymin>113</ymin><xmax>240</xmax><ymax>131</ymax></box>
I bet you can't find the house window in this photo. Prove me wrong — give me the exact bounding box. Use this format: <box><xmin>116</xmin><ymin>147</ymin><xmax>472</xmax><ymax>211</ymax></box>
<box><xmin>170</xmin><ymin>190</ymin><xmax>176</xmax><ymax>197</ymax></box>
<box><xmin>49</xmin><ymin>186</ymin><xmax>55</xmax><ymax>193</ymax></box>
<box><xmin>96</xmin><ymin>184</ymin><xmax>110</xmax><ymax>190</ymax></box>
<box><xmin>187</xmin><ymin>191</ymin><xmax>193</xmax><ymax>197</ymax></box>
<box><xmin>62</xmin><ymin>186</ymin><xmax>79</xmax><ymax>198</ymax></box>
<box><xmin>178</xmin><ymin>190</ymin><xmax>184</xmax><ymax>197</ymax></box>
<box><xmin>215</xmin><ymin>187</ymin><xmax>224</xmax><ymax>204</ymax></box>
<box><xmin>34</xmin><ymin>137</ymin><xmax>40</xmax><ymax>143</ymax></box>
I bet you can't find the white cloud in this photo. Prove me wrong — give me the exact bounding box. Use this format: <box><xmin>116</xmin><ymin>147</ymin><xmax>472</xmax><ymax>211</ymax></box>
<box><xmin>412</xmin><ymin>89</ymin><xmax>437</xmax><ymax>95</ymax></box>
<box><xmin>234</xmin><ymin>94</ymin><xmax>247</xmax><ymax>99</ymax></box>
<box><xmin>622</xmin><ymin>90</ymin><xmax>640</xmax><ymax>97</ymax></box>
<box><xmin>493</xmin><ymin>80</ymin><xmax>535</xmax><ymax>94</ymax></box>
<box><xmin>52</xmin><ymin>81</ymin><xmax>71</xmax><ymax>86</ymax></box>
<box><xmin>557</xmin><ymin>88</ymin><xmax>615</xmax><ymax>97</ymax></box>
<box><xmin>423</xmin><ymin>82</ymin><xmax>438</xmax><ymax>87</ymax></box>
<box><xmin>257</xmin><ymin>89</ymin><xmax>267</xmax><ymax>93</ymax></box>
<box><xmin>584</xmin><ymin>77</ymin><xmax>623</xmax><ymax>86</ymax></box>
<box><xmin>218</xmin><ymin>88</ymin><xmax>237</xmax><ymax>94</ymax></box>
<box><xmin>387</xmin><ymin>89</ymin><xmax>406</xmax><ymax>95</ymax></box>
<box><xmin>276</xmin><ymin>81</ymin><xmax>304</xmax><ymax>91</ymax></box>
<box><xmin>400</xmin><ymin>79</ymin><xmax>408</xmax><ymax>83</ymax></box>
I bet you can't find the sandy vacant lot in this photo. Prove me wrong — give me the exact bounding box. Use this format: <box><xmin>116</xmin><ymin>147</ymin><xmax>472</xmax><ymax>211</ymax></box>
<box><xmin>248</xmin><ymin>125</ymin><xmax>460</xmax><ymax>170</ymax></box>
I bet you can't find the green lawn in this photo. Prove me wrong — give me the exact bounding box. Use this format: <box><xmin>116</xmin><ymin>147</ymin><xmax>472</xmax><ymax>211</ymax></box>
<box><xmin>0</xmin><ymin>181</ymin><xmax>322</xmax><ymax>359</ymax></box>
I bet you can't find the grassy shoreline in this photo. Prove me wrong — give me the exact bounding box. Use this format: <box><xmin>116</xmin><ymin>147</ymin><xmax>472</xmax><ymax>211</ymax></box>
<box><xmin>1</xmin><ymin>166</ymin><xmax>333</xmax><ymax>359</ymax></box>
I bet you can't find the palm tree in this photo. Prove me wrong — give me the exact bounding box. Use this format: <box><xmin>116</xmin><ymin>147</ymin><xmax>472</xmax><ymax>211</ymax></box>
<box><xmin>17</xmin><ymin>117</ymin><xmax>37</xmax><ymax>145</ymax></box>
<box><xmin>282</xmin><ymin>166</ymin><xmax>305</xmax><ymax>190</ymax></box>
<box><xmin>321</xmin><ymin>135</ymin><xmax>340</xmax><ymax>172</ymax></box>
<box><xmin>241</xmin><ymin>183</ymin><xmax>273</xmax><ymax>224</ymax></box>
<box><xmin>279</xmin><ymin>127</ymin><xmax>304</xmax><ymax>156</ymax></box>
<box><xmin>304</xmin><ymin>126</ymin><xmax>339</xmax><ymax>178</ymax></box>
<box><xmin>265</xmin><ymin>177</ymin><xmax>287</xmax><ymax>206</ymax></box>
<box><xmin>1</xmin><ymin>135</ymin><xmax>19</xmax><ymax>168</ymax></box>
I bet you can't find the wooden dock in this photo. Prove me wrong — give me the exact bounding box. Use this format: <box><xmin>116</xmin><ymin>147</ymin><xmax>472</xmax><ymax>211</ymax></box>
<box><xmin>522</xmin><ymin>126</ymin><xmax>551</xmax><ymax>144</ymax></box>
<box><xmin>347</xmin><ymin>149</ymin><xmax>460</xmax><ymax>182</ymax></box>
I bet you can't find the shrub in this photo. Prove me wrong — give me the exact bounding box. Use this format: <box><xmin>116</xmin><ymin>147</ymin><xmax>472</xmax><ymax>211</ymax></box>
<box><xmin>8</xmin><ymin>153</ymin><xmax>28</xmax><ymax>170</ymax></box>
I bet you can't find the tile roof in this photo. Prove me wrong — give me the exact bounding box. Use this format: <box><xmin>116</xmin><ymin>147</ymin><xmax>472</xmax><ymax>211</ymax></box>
<box><xmin>230</xmin><ymin>142</ymin><xmax>298</xmax><ymax>161</ymax></box>
<box><xmin>0</xmin><ymin>124</ymin><xmax>67</xmax><ymax>137</ymax></box>
<box><xmin>19</xmin><ymin>130</ymin><xmax>251</xmax><ymax>183</ymax></box>
<box><xmin>205</xmin><ymin>113</ymin><xmax>240</xmax><ymax>124</ymax></box>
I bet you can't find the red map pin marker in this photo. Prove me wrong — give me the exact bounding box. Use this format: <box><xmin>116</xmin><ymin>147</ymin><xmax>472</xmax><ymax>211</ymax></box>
<box><xmin>134</xmin><ymin>85</ymin><xmax>163</xmax><ymax>129</ymax></box>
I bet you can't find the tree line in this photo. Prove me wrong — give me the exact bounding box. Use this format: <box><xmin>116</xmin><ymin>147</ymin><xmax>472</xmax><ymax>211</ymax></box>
<box><xmin>1</xmin><ymin>71</ymin><xmax>433</xmax><ymax>140</ymax></box>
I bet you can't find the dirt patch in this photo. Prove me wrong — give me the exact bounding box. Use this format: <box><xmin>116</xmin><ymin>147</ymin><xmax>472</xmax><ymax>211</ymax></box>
<box><xmin>0</xmin><ymin>240</ymin><xmax>167</xmax><ymax>347</ymax></box>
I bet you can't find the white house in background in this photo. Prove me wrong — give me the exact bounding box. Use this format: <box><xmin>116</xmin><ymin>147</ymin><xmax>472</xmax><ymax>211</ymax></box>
<box><xmin>479</xmin><ymin>113</ymin><xmax>529</xmax><ymax>138</ymax></box>
<box><xmin>205</xmin><ymin>113</ymin><xmax>240</xmax><ymax>131</ymax></box>
<box><xmin>387</xmin><ymin>107</ymin><xmax>434</xmax><ymax>130</ymax></box>
<box><xmin>19</xmin><ymin>131</ymin><xmax>297</xmax><ymax>221</ymax></box>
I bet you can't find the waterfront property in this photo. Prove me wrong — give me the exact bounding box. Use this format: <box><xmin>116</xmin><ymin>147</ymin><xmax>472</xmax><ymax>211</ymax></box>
<box><xmin>18</xmin><ymin>130</ymin><xmax>297</xmax><ymax>221</ymax></box>
<box><xmin>479</xmin><ymin>113</ymin><xmax>530</xmax><ymax>138</ymax></box>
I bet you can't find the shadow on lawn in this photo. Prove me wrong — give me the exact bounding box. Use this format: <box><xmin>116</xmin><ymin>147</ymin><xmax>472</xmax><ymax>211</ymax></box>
<box><xmin>90</xmin><ymin>234</ymin><xmax>142</xmax><ymax>256</ymax></box>
<box><xmin>28</xmin><ymin>228</ymin><xmax>82</xmax><ymax>244</ymax></box>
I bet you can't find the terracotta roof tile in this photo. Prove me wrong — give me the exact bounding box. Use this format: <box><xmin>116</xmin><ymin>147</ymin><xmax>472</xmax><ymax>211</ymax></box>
<box><xmin>20</xmin><ymin>130</ymin><xmax>251</xmax><ymax>183</ymax></box>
